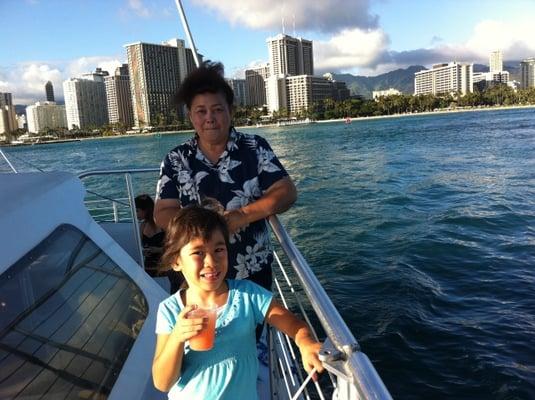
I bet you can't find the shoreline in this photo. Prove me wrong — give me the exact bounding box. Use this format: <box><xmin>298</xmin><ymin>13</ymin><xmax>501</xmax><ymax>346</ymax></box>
<box><xmin>2</xmin><ymin>104</ymin><xmax>534</xmax><ymax>147</ymax></box>
<box><xmin>313</xmin><ymin>104</ymin><xmax>535</xmax><ymax>125</ymax></box>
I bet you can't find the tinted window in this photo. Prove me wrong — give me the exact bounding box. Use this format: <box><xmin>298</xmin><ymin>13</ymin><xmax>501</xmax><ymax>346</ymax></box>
<box><xmin>0</xmin><ymin>225</ymin><xmax>148</xmax><ymax>399</ymax></box>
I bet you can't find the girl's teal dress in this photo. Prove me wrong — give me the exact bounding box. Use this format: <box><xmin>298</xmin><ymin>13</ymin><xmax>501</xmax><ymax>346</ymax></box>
<box><xmin>156</xmin><ymin>279</ymin><xmax>273</xmax><ymax>399</ymax></box>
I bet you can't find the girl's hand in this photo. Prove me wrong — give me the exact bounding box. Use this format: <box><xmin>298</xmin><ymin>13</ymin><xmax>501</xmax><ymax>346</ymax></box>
<box><xmin>298</xmin><ymin>338</ymin><xmax>324</xmax><ymax>378</ymax></box>
<box><xmin>171</xmin><ymin>305</ymin><xmax>206</xmax><ymax>343</ymax></box>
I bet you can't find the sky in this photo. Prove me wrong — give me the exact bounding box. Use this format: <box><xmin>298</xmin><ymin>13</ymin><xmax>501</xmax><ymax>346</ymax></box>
<box><xmin>2</xmin><ymin>0</ymin><xmax>535</xmax><ymax>105</ymax></box>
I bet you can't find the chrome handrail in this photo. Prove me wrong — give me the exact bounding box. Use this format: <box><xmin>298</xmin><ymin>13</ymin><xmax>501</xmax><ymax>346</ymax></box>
<box><xmin>77</xmin><ymin>167</ymin><xmax>392</xmax><ymax>400</ymax></box>
<box><xmin>78</xmin><ymin>168</ymin><xmax>159</xmax><ymax>270</ymax></box>
<box><xmin>269</xmin><ymin>216</ymin><xmax>392</xmax><ymax>399</ymax></box>
<box><xmin>78</xmin><ymin>167</ymin><xmax>159</xmax><ymax>179</ymax></box>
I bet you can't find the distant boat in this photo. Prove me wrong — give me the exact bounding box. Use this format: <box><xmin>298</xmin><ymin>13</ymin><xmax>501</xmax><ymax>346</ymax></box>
<box><xmin>276</xmin><ymin>117</ymin><xmax>314</xmax><ymax>127</ymax></box>
<box><xmin>345</xmin><ymin>117</ymin><xmax>352</xmax><ymax>124</ymax></box>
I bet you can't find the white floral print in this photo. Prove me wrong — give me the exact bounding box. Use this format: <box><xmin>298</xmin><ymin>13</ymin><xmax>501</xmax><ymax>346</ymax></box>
<box><xmin>157</xmin><ymin>129</ymin><xmax>288</xmax><ymax>286</ymax></box>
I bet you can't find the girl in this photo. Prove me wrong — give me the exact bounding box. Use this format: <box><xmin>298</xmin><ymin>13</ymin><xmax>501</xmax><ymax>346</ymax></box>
<box><xmin>152</xmin><ymin>206</ymin><xmax>323</xmax><ymax>399</ymax></box>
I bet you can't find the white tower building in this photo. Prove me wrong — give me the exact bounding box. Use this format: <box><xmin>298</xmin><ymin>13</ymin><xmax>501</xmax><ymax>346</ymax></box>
<box><xmin>26</xmin><ymin>102</ymin><xmax>67</xmax><ymax>134</ymax></box>
<box><xmin>63</xmin><ymin>70</ymin><xmax>109</xmax><ymax>130</ymax></box>
<box><xmin>489</xmin><ymin>50</ymin><xmax>503</xmax><ymax>73</ymax></box>
<box><xmin>414</xmin><ymin>62</ymin><xmax>473</xmax><ymax>96</ymax></box>
<box><xmin>267</xmin><ymin>34</ymin><xmax>313</xmax><ymax>77</ymax></box>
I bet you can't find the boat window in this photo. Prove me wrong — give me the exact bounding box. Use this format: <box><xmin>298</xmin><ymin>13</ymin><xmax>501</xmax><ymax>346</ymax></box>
<box><xmin>0</xmin><ymin>224</ymin><xmax>148</xmax><ymax>399</ymax></box>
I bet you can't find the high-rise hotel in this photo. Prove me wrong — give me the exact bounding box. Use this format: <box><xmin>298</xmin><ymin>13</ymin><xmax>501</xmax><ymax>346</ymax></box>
<box><xmin>245</xmin><ymin>64</ymin><xmax>269</xmax><ymax>107</ymax></box>
<box><xmin>0</xmin><ymin>92</ymin><xmax>17</xmax><ymax>138</ymax></box>
<box><xmin>26</xmin><ymin>102</ymin><xmax>67</xmax><ymax>134</ymax></box>
<box><xmin>125</xmin><ymin>39</ymin><xmax>199</xmax><ymax>128</ymax></box>
<box><xmin>489</xmin><ymin>50</ymin><xmax>503</xmax><ymax>73</ymax></box>
<box><xmin>63</xmin><ymin>68</ymin><xmax>109</xmax><ymax>130</ymax></box>
<box><xmin>264</xmin><ymin>33</ymin><xmax>348</xmax><ymax>114</ymax></box>
<box><xmin>104</xmin><ymin>64</ymin><xmax>134</xmax><ymax>128</ymax></box>
<box><xmin>520</xmin><ymin>58</ymin><xmax>535</xmax><ymax>89</ymax></box>
<box><xmin>267</xmin><ymin>34</ymin><xmax>314</xmax><ymax>77</ymax></box>
<box><xmin>414</xmin><ymin>62</ymin><xmax>473</xmax><ymax>96</ymax></box>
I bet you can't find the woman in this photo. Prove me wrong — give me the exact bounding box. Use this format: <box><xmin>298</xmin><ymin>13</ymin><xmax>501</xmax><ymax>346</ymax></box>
<box><xmin>154</xmin><ymin>61</ymin><xmax>297</xmax><ymax>291</ymax></box>
<box><xmin>135</xmin><ymin>194</ymin><xmax>181</xmax><ymax>293</ymax></box>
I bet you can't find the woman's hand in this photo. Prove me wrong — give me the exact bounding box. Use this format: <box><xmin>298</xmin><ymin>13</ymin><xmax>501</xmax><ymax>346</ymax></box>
<box><xmin>223</xmin><ymin>208</ymin><xmax>248</xmax><ymax>234</ymax></box>
<box><xmin>171</xmin><ymin>305</ymin><xmax>205</xmax><ymax>343</ymax></box>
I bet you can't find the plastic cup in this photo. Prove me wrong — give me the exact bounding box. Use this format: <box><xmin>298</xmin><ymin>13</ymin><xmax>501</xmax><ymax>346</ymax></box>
<box><xmin>187</xmin><ymin>307</ymin><xmax>217</xmax><ymax>351</ymax></box>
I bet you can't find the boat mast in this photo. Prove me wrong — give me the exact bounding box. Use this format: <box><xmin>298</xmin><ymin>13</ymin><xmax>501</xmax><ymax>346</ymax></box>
<box><xmin>173</xmin><ymin>0</ymin><xmax>201</xmax><ymax>68</ymax></box>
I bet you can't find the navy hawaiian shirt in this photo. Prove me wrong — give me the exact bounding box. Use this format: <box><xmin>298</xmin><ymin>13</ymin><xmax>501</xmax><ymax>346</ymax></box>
<box><xmin>156</xmin><ymin>128</ymin><xmax>289</xmax><ymax>289</ymax></box>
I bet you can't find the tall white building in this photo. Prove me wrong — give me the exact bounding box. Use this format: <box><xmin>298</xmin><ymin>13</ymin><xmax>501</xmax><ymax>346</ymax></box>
<box><xmin>520</xmin><ymin>58</ymin><xmax>535</xmax><ymax>89</ymax></box>
<box><xmin>105</xmin><ymin>64</ymin><xmax>134</xmax><ymax>128</ymax></box>
<box><xmin>226</xmin><ymin>79</ymin><xmax>247</xmax><ymax>107</ymax></box>
<box><xmin>266</xmin><ymin>75</ymin><xmax>288</xmax><ymax>113</ymax></box>
<box><xmin>266</xmin><ymin>75</ymin><xmax>348</xmax><ymax>115</ymax></box>
<box><xmin>267</xmin><ymin>34</ymin><xmax>314</xmax><ymax>77</ymax></box>
<box><xmin>414</xmin><ymin>62</ymin><xmax>473</xmax><ymax>96</ymax></box>
<box><xmin>26</xmin><ymin>101</ymin><xmax>67</xmax><ymax>134</ymax></box>
<box><xmin>285</xmin><ymin>75</ymin><xmax>333</xmax><ymax>115</ymax></box>
<box><xmin>245</xmin><ymin>64</ymin><xmax>269</xmax><ymax>107</ymax></box>
<box><xmin>489</xmin><ymin>50</ymin><xmax>503</xmax><ymax>73</ymax></box>
<box><xmin>125</xmin><ymin>38</ymin><xmax>200</xmax><ymax>128</ymax></box>
<box><xmin>63</xmin><ymin>69</ymin><xmax>109</xmax><ymax>130</ymax></box>
<box><xmin>266</xmin><ymin>34</ymin><xmax>315</xmax><ymax>113</ymax></box>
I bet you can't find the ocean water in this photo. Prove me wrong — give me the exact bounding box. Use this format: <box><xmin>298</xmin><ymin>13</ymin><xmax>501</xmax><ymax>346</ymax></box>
<box><xmin>3</xmin><ymin>108</ymin><xmax>535</xmax><ymax>399</ymax></box>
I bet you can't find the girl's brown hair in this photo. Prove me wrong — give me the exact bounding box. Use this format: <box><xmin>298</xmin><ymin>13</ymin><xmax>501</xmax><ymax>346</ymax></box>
<box><xmin>160</xmin><ymin>205</ymin><xmax>230</xmax><ymax>275</ymax></box>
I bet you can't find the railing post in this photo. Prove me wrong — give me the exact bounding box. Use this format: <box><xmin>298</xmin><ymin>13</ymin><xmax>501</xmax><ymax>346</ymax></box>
<box><xmin>125</xmin><ymin>173</ymin><xmax>145</xmax><ymax>269</ymax></box>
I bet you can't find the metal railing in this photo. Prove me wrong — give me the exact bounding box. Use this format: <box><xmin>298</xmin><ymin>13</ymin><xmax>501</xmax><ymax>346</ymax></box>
<box><xmin>77</xmin><ymin>168</ymin><xmax>392</xmax><ymax>400</ymax></box>
<box><xmin>269</xmin><ymin>217</ymin><xmax>392</xmax><ymax>400</ymax></box>
<box><xmin>78</xmin><ymin>168</ymin><xmax>160</xmax><ymax>270</ymax></box>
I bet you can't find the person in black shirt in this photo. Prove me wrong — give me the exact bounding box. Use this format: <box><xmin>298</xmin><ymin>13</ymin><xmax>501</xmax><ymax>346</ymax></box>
<box><xmin>135</xmin><ymin>194</ymin><xmax>182</xmax><ymax>293</ymax></box>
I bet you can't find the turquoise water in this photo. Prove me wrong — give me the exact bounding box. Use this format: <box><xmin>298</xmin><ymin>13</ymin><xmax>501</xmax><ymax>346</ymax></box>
<box><xmin>3</xmin><ymin>108</ymin><xmax>535</xmax><ymax>399</ymax></box>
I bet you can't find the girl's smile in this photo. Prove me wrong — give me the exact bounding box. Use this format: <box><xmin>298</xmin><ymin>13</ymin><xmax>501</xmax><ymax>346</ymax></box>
<box><xmin>175</xmin><ymin>229</ymin><xmax>228</xmax><ymax>295</ymax></box>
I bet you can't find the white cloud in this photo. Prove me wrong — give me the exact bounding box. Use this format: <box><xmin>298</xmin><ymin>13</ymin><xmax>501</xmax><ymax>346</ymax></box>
<box><xmin>315</xmin><ymin>28</ymin><xmax>389</xmax><ymax>73</ymax></box>
<box><xmin>66</xmin><ymin>57</ymin><xmax>122</xmax><ymax>79</ymax></box>
<box><xmin>192</xmin><ymin>0</ymin><xmax>378</xmax><ymax>33</ymax></box>
<box><xmin>1</xmin><ymin>56</ymin><xmax>123</xmax><ymax>105</ymax></box>
<box><xmin>464</xmin><ymin>19</ymin><xmax>535</xmax><ymax>60</ymax></box>
<box><xmin>127</xmin><ymin>0</ymin><xmax>151</xmax><ymax>17</ymax></box>
<box><xmin>318</xmin><ymin>18</ymin><xmax>535</xmax><ymax>75</ymax></box>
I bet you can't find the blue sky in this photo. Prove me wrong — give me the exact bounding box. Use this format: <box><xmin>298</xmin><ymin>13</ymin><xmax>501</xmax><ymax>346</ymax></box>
<box><xmin>2</xmin><ymin>0</ymin><xmax>535</xmax><ymax>104</ymax></box>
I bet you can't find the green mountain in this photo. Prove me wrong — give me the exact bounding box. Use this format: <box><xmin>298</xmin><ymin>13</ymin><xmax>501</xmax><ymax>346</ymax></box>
<box><xmin>333</xmin><ymin>65</ymin><xmax>426</xmax><ymax>98</ymax></box>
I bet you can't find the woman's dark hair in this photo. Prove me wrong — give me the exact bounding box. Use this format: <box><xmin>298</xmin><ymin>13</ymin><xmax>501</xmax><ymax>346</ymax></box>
<box><xmin>160</xmin><ymin>205</ymin><xmax>230</xmax><ymax>274</ymax></box>
<box><xmin>135</xmin><ymin>194</ymin><xmax>155</xmax><ymax>222</ymax></box>
<box><xmin>173</xmin><ymin>61</ymin><xmax>234</xmax><ymax>109</ymax></box>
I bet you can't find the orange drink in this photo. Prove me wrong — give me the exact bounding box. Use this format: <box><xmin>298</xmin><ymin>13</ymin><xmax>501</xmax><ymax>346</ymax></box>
<box><xmin>188</xmin><ymin>307</ymin><xmax>217</xmax><ymax>351</ymax></box>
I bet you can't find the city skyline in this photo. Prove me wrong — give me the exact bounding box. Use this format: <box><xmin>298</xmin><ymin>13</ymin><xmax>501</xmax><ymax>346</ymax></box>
<box><xmin>2</xmin><ymin>0</ymin><xmax>535</xmax><ymax>105</ymax></box>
